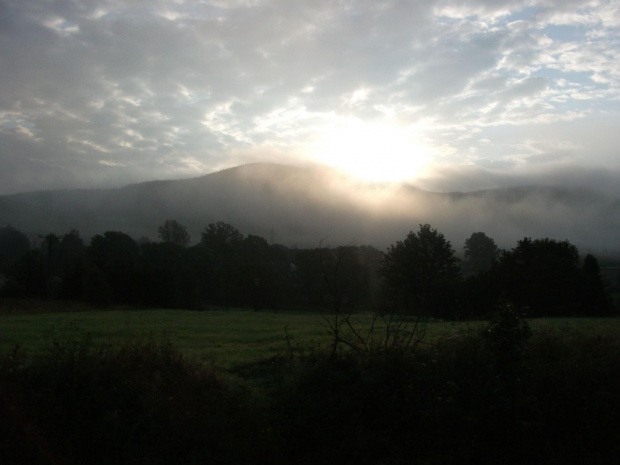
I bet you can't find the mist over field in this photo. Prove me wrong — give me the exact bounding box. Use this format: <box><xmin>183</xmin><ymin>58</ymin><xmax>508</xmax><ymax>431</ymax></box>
<box><xmin>1</xmin><ymin>163</ymin><xmax>618</xmax><ymax>254</ymax></box>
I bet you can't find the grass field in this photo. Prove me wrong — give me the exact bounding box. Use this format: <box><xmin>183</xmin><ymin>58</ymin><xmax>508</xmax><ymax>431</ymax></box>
<box><xmin>2</xmin><ymin>299</ymin><xmax>620</xmax><ymax>369</ymax></box>
<box><xmin>0</xmin><ymin>305</ymin><xmax>454</xmax><ymax>367</ymax></box>
<box><xmin>3</xmin><ymin>299</ymin><xmax>620</xmax><ymax>464</ymax></box>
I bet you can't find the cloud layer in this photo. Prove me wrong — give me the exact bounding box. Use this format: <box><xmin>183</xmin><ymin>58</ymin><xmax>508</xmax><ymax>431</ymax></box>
<box><xmin>1</xmin><ymin>0</ymin><xmax>619</xmax><ymax>194</ymax></box>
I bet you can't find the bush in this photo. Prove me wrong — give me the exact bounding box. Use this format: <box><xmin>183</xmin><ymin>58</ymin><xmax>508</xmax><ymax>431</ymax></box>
<box><xmin>0</xmin><ymin>336</ymin><xmax>275</xmax><ymax>465</ymax></box>
<box><xmin>275</xmin><ymin>323</ymin><xmax>620</xmax><ymax>464</ymax></box>
<box><xmin>2</xmin><ymin>325</ymin><xmax>620</xmax><ymax>464</ymax></box>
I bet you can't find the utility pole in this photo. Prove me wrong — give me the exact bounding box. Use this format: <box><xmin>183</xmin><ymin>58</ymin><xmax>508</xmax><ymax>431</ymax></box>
<box><xmin>37</xmin><ymin>233</ymin><xmax>62</xmax><ymax>267</ymax></box>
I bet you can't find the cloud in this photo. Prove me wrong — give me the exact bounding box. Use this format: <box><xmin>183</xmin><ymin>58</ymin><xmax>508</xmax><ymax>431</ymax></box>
<box><xmin>0</xmin><ymin>0</ymin><xmax>618</xmax><ymax>194</ymax></box>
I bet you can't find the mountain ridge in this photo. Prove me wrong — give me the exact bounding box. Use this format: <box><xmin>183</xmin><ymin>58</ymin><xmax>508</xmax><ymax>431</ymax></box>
<box><xmin>1</xmin><ymin>163</ymin><xmax>618</xmax><ymax>253</ymax></box>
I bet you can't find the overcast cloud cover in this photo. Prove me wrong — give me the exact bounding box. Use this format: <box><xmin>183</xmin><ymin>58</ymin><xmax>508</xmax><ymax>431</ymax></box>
<box><xmin>1</xmin><ymin>0</ymin><xmax>619</xmax><ymax>195</ymax></box>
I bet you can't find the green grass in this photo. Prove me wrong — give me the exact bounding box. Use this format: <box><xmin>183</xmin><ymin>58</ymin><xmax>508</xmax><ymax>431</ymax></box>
<box><xmin>0</xmin><ymin>307</ymin><xmax>324</xmax><ymax>368</ymax></box>
<box><xmin>0</xmin><ymin>302</ymin><xmax>465</xmax><ymax>366</ymax></box>
<box><xmin>3</xmin><ymin>301</ymin><xmax>620</xmax><ymax>464</ymax></box>
<box><xmin>2</xmin><ymin>300</ymin><xmax>620</xmax><ymax>369</ymax></box>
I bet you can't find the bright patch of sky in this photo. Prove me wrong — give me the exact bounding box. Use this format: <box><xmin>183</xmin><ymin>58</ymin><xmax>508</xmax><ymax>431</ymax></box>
<box><xmin>0</xmin><ymin>0</ymin><xmax>619</xmax><ymax>194</ymax></box>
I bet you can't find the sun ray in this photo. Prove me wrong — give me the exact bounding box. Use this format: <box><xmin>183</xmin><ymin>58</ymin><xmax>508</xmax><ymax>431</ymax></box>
<box><xmin>306</xmin><ymin>120</ymin><xmax>432</xmax><ymax>183</ymax></box>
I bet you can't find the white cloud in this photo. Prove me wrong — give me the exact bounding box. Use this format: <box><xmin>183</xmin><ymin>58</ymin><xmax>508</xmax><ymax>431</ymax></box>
<box><xmin>0</xmin><ymin>0</ymin><xmax>618</xmax><ymax>194</ymax></box>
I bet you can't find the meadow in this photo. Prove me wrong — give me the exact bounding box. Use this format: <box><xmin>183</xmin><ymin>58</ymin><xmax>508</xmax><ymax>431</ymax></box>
<box><xmin>0</xmin><ymin>302</ymin><xmax>467</xmax><ymax>368</ymax></box>
<box><xmin>2</xmin><ymin>299</ymin><xmax>620</xmax><ymax>370</ymax></box>
<box><xmin>2</xmin><ymin>300</ymin><xmax>620</xmax><ymax>464</ymax></box>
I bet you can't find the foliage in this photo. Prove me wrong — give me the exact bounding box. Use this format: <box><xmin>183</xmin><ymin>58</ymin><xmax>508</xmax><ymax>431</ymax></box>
<box><xmin>88</xmin><ymin>231</ymin><xmax>141</xmax><ymax>304</ymax></box>
<box><xmin>294</xmin><ymin>245</ymin><xmax>369</xmax><ymax>310</ymax></box>
<box><xmin>157</xmin><ymin>219</ymin><xmax>191</xmax><ymax>247</ymax></box>
<box><xmin>0</xmin><ymin>225</ymin><xmax>30</xmax><ymax>273</ymax></box>
<box><xmin>236</xmin><ymin>235</ymin><xmax>293</xmax><ymax>310</ymax></box>
<box><xmin>56</xmin><ymin>230</ymin><xmax>86</xmax><ymax>300</ymax></box>
<box><xmin>461</xmin><ymin>268</ymin><xmax>502</xmax><ymax>318</ymax></box>
<box><xmin>483</xmin><ymin>301</ymin><xmax>531</xmax><ymax>398</ymax></box>
<box><xmin>3</xmin><ymin>251</ymin><xmax>48</xmax><ymax>298</ymax></box>
<box><xmin>380</xmin><ymin>224</ymin><xmax>461</xmax><ymax>318</ymax></box>
<box><xmin>200</xmin><ymin>221</ymin><xmax>244</xmax><ymax>248</ymax></box>
<box><xmin>275</xmin><ymin>324</ymin><xmax>620</xmax><ymax>465</ymax></box>
<box><xmin>484</xmin><ymin>301</ymin><xmax>531</xmax><ymax>358</ymax></box>
<box><xmin>495</xmin><ymin>237</ymin><xmax>606</xmax><ymax>317</ymax></box>
<box><xmin>0</xmin><ymin>221</ymin><xmax>615</xmax><ymax>318</ymax></box>
<box><xmin>138</xmin><ymin>242</ymin><xmax>198</xmax><ymax>309</ymax></box>
<box><xmin>0</xmin><ymin>337</ymin><xmax>272</xmax><ymax>465</ymax></box>
<box><xmin>579</xmin><ymin>254</ymin><xmax>614</xmax><ymax>316</ymax></box>
<box><xmin>462</xmin><ymin>231</ymin><xmax>499</xmax><ymax>277</ymax></box>
<box><xmin>2</xmin><ymin>311</ymin><xmax>620</xmax><ymax>464</ymax></box>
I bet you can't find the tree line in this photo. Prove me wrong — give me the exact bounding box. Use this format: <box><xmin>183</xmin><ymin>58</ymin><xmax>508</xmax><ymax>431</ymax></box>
<box><xmin>0</xmin><ymin>221</ymin><xmax>615</xmax><ymax>318</ymax></box>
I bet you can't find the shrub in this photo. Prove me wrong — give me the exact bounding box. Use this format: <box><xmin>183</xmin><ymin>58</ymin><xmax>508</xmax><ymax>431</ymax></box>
<box><xmin>2</xmin><ymin>323</ymin><xmax>620</xmax><ymax>464</ymax></box>
<box><xmin>0</xmin><ymin>336</ymin><xmax>275</xmax><ymax>465</ymax></box>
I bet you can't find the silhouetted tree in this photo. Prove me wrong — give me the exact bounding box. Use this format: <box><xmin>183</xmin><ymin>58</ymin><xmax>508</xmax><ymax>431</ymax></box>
<box><xmin>200</xmin><ymin>222</ymin><xmax>243</xmax><ymax>248</ymax></box>
<box><xmin>39</xmin><ymin>233</ymin><xmax>60</xmax><ymax>268</ymax></box>
<box><xmin>57</xmin><ymin>229</ymin><xmax>86</xmax><ymax>300</ymax></box>
<box><xmin>3</xmin><ymin>250</ymin><xmax>47</xmax><ymax>297</ymax></box>
<box><xmin>82</xmin><ymin>266</ymin><xmax>113</xmax><ymax>306</ymax></box>
<box><xmin>496</xmin><ymin>237</ymin><xmax>581</xmax><ymax>317</ymax></box>
<box><xmin>200</xmin><ymin>222</ymin><xmax>244</xmax><ymax>306</ymax></box>
<box><xmin>237</xmin><ymin>235</ymin><xmax>272</xmax><ymax>310</ymax></box>
<box><xmin>266</xmin><ymin>243</ymin><xmax>296</xmax><ymax>309</ymax></box>
<box><xmin>157</xmin><ymin>220</ymin><xmax>191</xmax><ymax>247</ymax></box>
<box><xmin>380</xmin><ymin>224</ymin><xmax>461</xmax><ymax>318</ymax></box>
<box><xmin>357</xmin><ymin>245</ymin><xmax>385</xmax><ymax>309</ymax></box>
<box><xmin>139</xmin><ymin>242</ymin><xmax>197</xmax><ymax>308</ymax></box>
<box><xmin>463</xmin><ymin>232</ymin><xmax>499</xmax><ymax>277</ymax></box>
<box><xmin>462</xmin><ymin>269</ymin><xmax>503</xmax><ymax>319</ymax></box>
<box><xmin>579</xmin><ymin>254</ymin><xmax>613</xmax><ymax>316</ymax></box>
<box><xmin>293</xmin><ymin>248</ymin><xmax>325</xmax><ymax>309</ymax></box>
<box><xmin>88</xmin><ymin>231</ymin><xmax>140</xmax><ymax>304</ymax></box>
<box><xmin>0</xmin><ymin>225</ymin><xmax>30</xmax><ymax>272</ymax></box>
<box><xmin>293</xmin><ymin>245</ymin><xmax>372</xmax><ymax>311</ymax></box>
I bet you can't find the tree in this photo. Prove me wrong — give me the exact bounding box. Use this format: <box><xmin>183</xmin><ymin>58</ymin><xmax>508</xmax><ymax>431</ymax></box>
<box><xmin>0</xmin><ymin>225</ymin><xmax>30</xmax><ymax>272</ymax></box>
<box><xmin>200</xmin><ymin>222</ymin><xmax>243</xmax><ymax>248</ymax></box>
<box><xmin>3</xmin><ymin>250</ymin><xmax>47</xmax><ymax>298</ymax></box>
<box><xmin>88</xmin><ymin>231</ymin><xmax>140</xmax><ymax>304</ymax></box>
<box><xmin>138</xmin><ymin>241</ymin><xmax>198</xmax><ymax>309</ymax></box>
<box><xmin>199</xmin><ymin>222</ymin><xmax>244</xmax><ymax>306</ymax></box>
<box><xmin>57</xmin><ymin>229</ymin><xmax>86</xmax><ymax>300</ymax></box>
<box><xmin>380</xmin><ymin>224</ymin><xmax>461</xmax><ymax>318</ymax></box>
<box><xmin>463</xmin><ymin>232</ymin><xmax>499</xmax><ymax>277</ymax></box>
<box><xmin>496</xmin><ymin>237</ymin><xmax>581</xmax><ymax>317</ymax></box>
<box><xmin>236</xmin><ymin>235</ymin><xmax>272</xmax><ymax>310</ymax></box>
<box><xmin>578</xmin><ymin>254</ymin><xmax>613</xmax><ymax>316</ymax></box>
<box><xmin>157</xmin><ymin>220</ymin><xmax>191</xmax><ymax>247</ymax></box>
<box><xmin>293</xmin><ymin>245</ymin><xmax>372</xmax><ymax>311</ymax></box>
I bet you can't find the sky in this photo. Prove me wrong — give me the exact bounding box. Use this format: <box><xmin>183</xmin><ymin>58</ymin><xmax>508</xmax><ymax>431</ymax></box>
<box><xmin>1</xmin><ymin>0</ymin><xmax>619</xmax><ymax>195</ymax></box>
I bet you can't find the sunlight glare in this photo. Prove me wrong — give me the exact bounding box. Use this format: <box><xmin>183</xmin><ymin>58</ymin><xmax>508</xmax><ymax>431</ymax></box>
<box><xmin>307</xmin><ymin>120</ymin><xmax>432</xmax><ymax>183</ymax></box>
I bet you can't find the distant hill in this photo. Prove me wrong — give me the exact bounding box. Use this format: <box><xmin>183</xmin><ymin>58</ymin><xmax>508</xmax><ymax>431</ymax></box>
<box><xmin>1</xmin><ymin>162</ymin><xmax>619</xmax><ymax>253</ymax></box>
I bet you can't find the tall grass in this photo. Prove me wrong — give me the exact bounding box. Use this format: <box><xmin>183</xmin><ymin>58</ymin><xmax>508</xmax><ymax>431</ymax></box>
<box><xmin>2</xmin><ymin>305</ymin><xmax>620</xmax><ymax>464</ymax></box>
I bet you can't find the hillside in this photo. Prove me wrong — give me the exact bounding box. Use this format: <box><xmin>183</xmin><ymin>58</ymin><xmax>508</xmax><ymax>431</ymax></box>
<box><xmin>1</xmin><ymin>163</ymin><xmax>619</xmax><ymax>252</ymax></box>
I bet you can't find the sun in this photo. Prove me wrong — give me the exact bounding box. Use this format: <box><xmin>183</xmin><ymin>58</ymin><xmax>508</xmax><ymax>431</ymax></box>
<box><xmin>306</xmin><ymin>120</ymin><xmax>432</xmax><ymax>183</ymax></box>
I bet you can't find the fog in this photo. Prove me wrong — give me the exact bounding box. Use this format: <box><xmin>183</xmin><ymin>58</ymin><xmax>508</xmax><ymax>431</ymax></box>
<box><xmin>1</xmin><ymin>163</ymin><xmax>618</xmax><ymax>256</ymax></box>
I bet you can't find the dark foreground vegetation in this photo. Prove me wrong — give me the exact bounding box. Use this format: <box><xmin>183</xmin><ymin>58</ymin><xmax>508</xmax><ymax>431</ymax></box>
<box><xmin>1</xmin><ymin>309</ymin><xmax>620</xmax><ymax>465</ymax></box>
<box><xmin>1</xmin><ymin>220</ymin><xmax>619</xmax><ymax>463</ymax></box>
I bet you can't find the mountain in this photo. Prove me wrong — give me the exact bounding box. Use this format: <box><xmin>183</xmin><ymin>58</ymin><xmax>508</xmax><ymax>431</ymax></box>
<box><xmin>1</xmin><ymin>163</ymin><xmax>619</xmax><ymax>253</ymax></box>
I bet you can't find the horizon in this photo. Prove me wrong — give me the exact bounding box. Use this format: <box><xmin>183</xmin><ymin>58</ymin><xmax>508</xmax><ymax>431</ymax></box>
<box><xmin>3</xmin><ymin>161</ymin><xmax>620</xmax><ymax>198</ymax></box>
<box><xmin>2</xmin><ymin>161</ymin><xmax>620</xmax><ymax>255</ymax></box>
